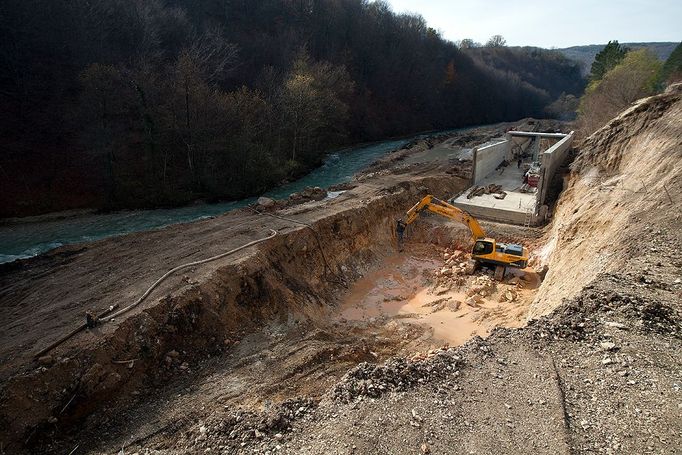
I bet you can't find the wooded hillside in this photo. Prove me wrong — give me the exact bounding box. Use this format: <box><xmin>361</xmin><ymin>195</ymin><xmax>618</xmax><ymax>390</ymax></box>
<box><xmin>0</xmin><ymin>0</ymin><xmax>584</xmax><ymax>217</ymax></box>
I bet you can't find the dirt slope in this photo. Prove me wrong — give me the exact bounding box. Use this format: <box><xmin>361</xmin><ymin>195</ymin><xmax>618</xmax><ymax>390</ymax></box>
<box><xmin>531</xmin><ymin>83</ymin><xmax>682</xmax><ymax>318</ymax></box>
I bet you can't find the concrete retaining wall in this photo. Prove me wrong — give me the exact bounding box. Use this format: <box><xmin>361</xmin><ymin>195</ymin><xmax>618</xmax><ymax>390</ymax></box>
<box><xmin>472</xmin><ymin>140</ymin><xmax>510</xmax><ymax>184</ymax></box>
<box><xmin>452</xmin><ymin>201</ymin><xmax>530</xmax><ymax>225</ymax></box>
<box><xmin>538</xmin><ymin>131</ymin><xmax>574</xmax><ymax>205</ymax></box>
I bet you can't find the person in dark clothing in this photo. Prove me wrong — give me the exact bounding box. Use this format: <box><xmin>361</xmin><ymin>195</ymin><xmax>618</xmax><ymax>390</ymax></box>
<box><xmin>517</xmin><ymin>157</ymin><xmax>522</xmax><ymax>168</ymax></box>
<box><xmin>396</xmin><ymin>219</ymin><xmax>406</xmax><ymax>252</ymax></box>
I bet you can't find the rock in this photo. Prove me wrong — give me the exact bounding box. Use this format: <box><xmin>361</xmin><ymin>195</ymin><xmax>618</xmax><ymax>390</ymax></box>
<box><xmin>298</xmin><ymin>186</ymin><xmax>327</xmax><ymax>201</ymax></box>
<box><xmin>38</xmin><ymin>355</ymin><xmax>53</xmax><ymax>366</ymax></box>
<box><xmin>167</xmin><ymin>350</ymin><xmax>180</xmax><ymax>358</ymax></box>
<box><xmin>257</xmin><ymin>196</ymin><xmax>276</xmax><ymax>207</ymax></box>
<box><xmin>536</xmin><ymin>265</ymin><xmax>549</xmax><ymax>280</ymax></box>
<box><xmin>421</xmin><ymin>443</ymin><xmax>431</xmax><ymax>454</ymax></box>
<box><xmin>602</xmin><ymin>357</ymin><xmax>613</xmax><ymax>365</ymax></box>
<box><xmin>600</xmin><ymin>341</ymin><xmax>617</xmax><ymax>351</ymax></box>
<box><xmin>465</xmin><ymin>297</ymin><xmax>479</xmax><ymax>307</ymax></box>
<box><xmin>274</xmin><ymin>433</ymin><xmax>283</xmax><ymax>440</ymax></box>
<box><xmin>604</xmin><ymin>321</ymin><xmax>628</xmax><ymax>330</ymax></box>
<box><xmin>447</xmin><ymin>300</ymin><xmax>462</xmax><ymax>311</ymax></box>
<box><xmin>199</xmin><ymin>425</ymin><xmax>207</xmax><ymax>434</ymax></box>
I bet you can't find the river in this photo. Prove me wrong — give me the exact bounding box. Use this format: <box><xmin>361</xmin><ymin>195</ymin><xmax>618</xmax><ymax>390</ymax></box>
<box><xmin>1</xmin><ymin>132</ymin><xmax>455</xmax><ymax>264</ymax></box>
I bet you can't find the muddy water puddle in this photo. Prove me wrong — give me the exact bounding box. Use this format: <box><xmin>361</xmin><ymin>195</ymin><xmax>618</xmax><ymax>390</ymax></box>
<box><xmin>338</xmin><ymin>245</ymin><xmax>539</xmax><ymax>346</ymax></box>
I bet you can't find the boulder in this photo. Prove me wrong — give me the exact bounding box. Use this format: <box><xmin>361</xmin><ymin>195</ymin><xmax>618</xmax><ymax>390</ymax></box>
<box><xmin>257</xmin><ymin>196</ymin><xmax>276</xmax><ymax>207</ymax></box>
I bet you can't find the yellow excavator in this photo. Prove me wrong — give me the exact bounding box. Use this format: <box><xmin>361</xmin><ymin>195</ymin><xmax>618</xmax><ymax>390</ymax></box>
<box><xmin>398</xmin><ymin>195</ymin><xmax>529</xmax><ymax>280</ymax></box>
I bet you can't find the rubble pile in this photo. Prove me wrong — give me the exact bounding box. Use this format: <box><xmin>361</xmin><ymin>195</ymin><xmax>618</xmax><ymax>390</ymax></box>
<box><xmin>464</xmin><ymin>275</ymin><xmax>497</xmax><ymax>306</ymax></box>
<box><xmin>288</xmin><ymin>186</ymin><xmax>328</xmax><ymax>203</ymax></box>
<box><xmin>432</xmin><ymin>248</ymin><xmax>470</xmax><ymax>286</ymax></box>
<box><xmin>421</xmin><ymin>297</ymin><xmax>460</xmax><ymax>312</ymax></box>
<box><xmin>180</xmin><ymin>398</ymin><xmax>317</xmax><ymax>452</ymax></box>
<box><xmin>466</xmin><ymin>184</ymin><xmax>507</xmax><ymax>199</ymax></box>
<box><xmin>429</xmin><ymin>246</ymin><xmax>528</xmax><ymax>308</ymax></box>
<box><xmin>331</xmin><ymin>348</ymin><xmax>462</xmax><ymax>402</ymax></box>
<box><xmin>255</xmin><ymin>186</ymin><xmax>329</xmax><ymax>211</ymax></box>
<box><xmin>528</xmin><ymin>273</ymin><xmax>681</xmax><ymax>342</ymax></box>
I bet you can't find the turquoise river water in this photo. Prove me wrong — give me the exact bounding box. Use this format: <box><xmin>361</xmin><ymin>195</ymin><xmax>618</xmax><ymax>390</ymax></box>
<box><xmin>0</xmin><ymin>131</ymin><xmax>459</xmax><ymax>264</ymax></box>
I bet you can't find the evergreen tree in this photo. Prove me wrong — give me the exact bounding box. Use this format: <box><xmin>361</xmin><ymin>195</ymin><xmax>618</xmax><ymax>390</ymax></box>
<box><xmin>658</xmin><ymin>42</ymin><xmax>682</xmax><ymax>85</ymax></box>
<box><xmin>590</xmin><ymin>40</ymin><xmax>628</xmax><ymax>81</ymax></box>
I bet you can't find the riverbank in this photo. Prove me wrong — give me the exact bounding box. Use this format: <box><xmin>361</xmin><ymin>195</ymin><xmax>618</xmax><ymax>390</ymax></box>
<box><xmin>0</xmin><ymin>122</ymin><xmax>517</xmax><ymax>264</ymax></box>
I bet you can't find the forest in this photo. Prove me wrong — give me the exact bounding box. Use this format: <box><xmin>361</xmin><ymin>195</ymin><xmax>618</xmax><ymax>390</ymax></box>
<box><xmin>0</xmin><ymin>0</ymin><xmax>585</xmax><ymax>217</ymax></box>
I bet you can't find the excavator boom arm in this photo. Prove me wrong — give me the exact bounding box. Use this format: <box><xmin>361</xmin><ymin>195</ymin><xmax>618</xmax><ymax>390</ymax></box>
<box><xmin>404</xmin><ymin>195</ymin><xmax>486</xmax><ymax>240</ymax></box>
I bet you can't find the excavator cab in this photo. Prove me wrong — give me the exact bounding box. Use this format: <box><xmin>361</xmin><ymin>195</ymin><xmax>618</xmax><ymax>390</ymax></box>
<box><xmin>472</xmin><ymin>238</ymin><xmax>528</xmax><ymax>269</ymax></box>
<box><xmin>473</xmin><ymin>239</ymin><xmax>494</xmax><ymax>255</ymax></box>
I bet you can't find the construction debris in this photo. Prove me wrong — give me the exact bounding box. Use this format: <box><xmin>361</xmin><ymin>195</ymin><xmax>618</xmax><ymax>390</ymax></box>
<box><xmin>466</xmin><ymin>184</ymin><xmax>507</xmax><ymax>199</ymax></box>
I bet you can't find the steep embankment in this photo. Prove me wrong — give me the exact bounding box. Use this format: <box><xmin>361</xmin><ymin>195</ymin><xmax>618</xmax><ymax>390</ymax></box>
<box><xmin>531</xmin><ymin>83</ymin><xmax>682</xmax><ymax>318</ymax></box>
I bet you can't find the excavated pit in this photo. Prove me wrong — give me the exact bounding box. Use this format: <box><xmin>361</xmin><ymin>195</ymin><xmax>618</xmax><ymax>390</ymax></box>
<box><xmin>0</xmin><ymin>121</ymin><xmax>566</xmax><ymax>453</ymax></box>
<box><xmin>2</xmin><ymin>171</ymin><xmax>546</xmax><ymax>453</ymax></box>
<box><xmin>336</xmin><ymin>234</ymin><xmax>542</xmax><ymax>347</ymax></box>
<box><xmin>1</xmin><ymin>173</ymin><xmax>508</xmax><ymax>450</ymax></box>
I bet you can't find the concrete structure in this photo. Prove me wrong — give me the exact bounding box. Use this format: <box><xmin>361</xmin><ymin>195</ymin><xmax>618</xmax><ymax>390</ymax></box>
<box><xmin>472</xmin><ymin>140</ymin><xmax>509</xmax><ymax>183</ymax></box>
<box><xmin>508</xmin><ymin>131</ymin><xmax>568</xmax><ymax>139</ymax></box>
<box><xmin>452</xmin><ymin>130</ymin><xmax>575</xmax><ymax>226</ymax></box>
<box><xmin>537</xmin><ymin>133</ymin><xmax>574</xmax><ymax>206</ymax></box>
<box><xmin>452</xmin><ymin>158</ymin><xmax>536</xmax><ymax>225</ymax></box>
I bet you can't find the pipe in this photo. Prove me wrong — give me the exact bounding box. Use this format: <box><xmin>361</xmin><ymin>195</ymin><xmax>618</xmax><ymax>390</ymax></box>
<box><xmin>33</xmin><ymin>229</ymin><xmax>278</xmax><ymax>358</ymax></box>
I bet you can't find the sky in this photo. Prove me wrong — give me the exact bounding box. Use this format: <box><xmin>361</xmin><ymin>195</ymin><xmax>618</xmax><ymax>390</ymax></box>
<box><xmin>384</xmin><ymin>0</ymin><xmax>681</xmax><ymax>48</ymax></box>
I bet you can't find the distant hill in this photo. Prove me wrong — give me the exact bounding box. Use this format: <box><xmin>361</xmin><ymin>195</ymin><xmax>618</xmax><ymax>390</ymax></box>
<box><xmin>558</xmin><ymin>42</ymin><xmax>679</xmax><ymax>75</ymax></box>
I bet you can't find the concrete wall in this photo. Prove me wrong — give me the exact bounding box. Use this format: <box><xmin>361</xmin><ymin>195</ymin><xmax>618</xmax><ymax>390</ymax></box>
<box><xmin>452</xmin><ymin>201</ymin><xmax>531</xmax><ymax>225</ymax></box>
<box><xmin>472</xmin><ymin>139</ymin><xmax>510</xmax><ymax>184</ymax></box>
<box><xmin>538</xmin><ymin>131</ymin><xmax>574</xmax><ymax>205</ymax></box>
